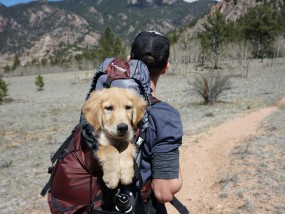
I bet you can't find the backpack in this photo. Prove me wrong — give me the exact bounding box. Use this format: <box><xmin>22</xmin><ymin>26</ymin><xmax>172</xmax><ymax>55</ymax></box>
<box><xmin>41</xmin><ymin>58</ymin><xmax>154</xmax><ymax>214</ymax></box>
<box><xmin>41</xmin><ymin>58</ymin><xmax>189</xmax><ymax>214</ymax></box>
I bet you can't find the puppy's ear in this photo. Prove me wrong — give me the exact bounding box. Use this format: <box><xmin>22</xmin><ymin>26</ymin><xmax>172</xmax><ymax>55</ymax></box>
<box><xmin>82</xmin><ymin>91</ymin><xmax>103</xmax><ymax>131</ymax></box>
<box><xmin>131</xmin><ymin>93</ymin><xmax>147</xmax><ymax>128</ymax></box>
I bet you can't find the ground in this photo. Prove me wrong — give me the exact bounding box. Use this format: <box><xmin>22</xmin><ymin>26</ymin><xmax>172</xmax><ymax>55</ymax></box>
<box><xmin>0</xmin><ymin>60</ymin><xmax>285</xmax><ymax>213</ymax></box>
<box><xmin>167</xmin><ymin>97</ymin><xmax>285</xmax><ymax>214</ymax></box>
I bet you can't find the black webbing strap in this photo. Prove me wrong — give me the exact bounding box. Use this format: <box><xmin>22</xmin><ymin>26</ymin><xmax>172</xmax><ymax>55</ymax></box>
<box><xmin>133</xmin><ymin>161</ymin><xmax>146</xmax><ymax>214</ymax></box>
<box><xmin>149</xmin><ymin>95</ymin><xmax>161</xmax><ymax>105</ymax></box>
<box><xmin>134</xmin><ymin>154</ymin><xmax>144</xmax><ymax>191</ymax></box>
<box><xmin>103</xmin><ymin>78</ymin><xmax>113</xmax><ymax>88</ymax></box>
<box><xmin>133</xmin><ymin>126</ymin><xmax>147</xmax><ymax>214</ymax></box>
<box><xmin>88</xmin><ymin>143</ymin><xmax>96</xmax><ymax>213</ymax></box>
<box><xmin>86</xmin><ymin>72</ymin><xmax>106</xmax><ymax>101</ymax></box>
<box><xmin>40</xmin><ymin>125</ymin><xmax>79</xmax><ymax>197</ymax></box>
<box><xmin>134</xmin><ymin>194</ymin><xmax>146</xmax><ymax>214</ymax></box>
<box><xmin>50</xmin><ymin>125</ymin><xmax>79</xmax><ymax>163</ymax></box>
<box><xmin>41</xmin><ymin>178</ymin><xmax>51</xmax><ymax>197</ymax></box>
<box><xmin>171</xmin><ymin>197</ymin><xmax>190</xmax><ymax>214</ymax></box>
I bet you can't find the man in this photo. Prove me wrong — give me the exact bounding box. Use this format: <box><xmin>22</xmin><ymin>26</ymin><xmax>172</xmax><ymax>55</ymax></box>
<box><xmin>45</xmin><ymin>31</ymin><xmax>183</xmax><ymax>214</ymax></box>
<box><xmin>130</xmin><ymin>31</ymin><xmax>183</xmax><ymax>213</ymax></box>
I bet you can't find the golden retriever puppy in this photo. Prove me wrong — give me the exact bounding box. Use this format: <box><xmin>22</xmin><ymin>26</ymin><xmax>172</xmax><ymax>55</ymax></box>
<box><xmin>82</xmin><ymin>87</ymin><xmax>147</xmax><ymax>189</ymax></box>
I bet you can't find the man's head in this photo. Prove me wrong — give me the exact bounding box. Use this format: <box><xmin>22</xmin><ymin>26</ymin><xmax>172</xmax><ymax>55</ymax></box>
<box><xmin>130</xmin><ymin>31</ymin><xmax>170</xmax><ymax>71</ymax></box>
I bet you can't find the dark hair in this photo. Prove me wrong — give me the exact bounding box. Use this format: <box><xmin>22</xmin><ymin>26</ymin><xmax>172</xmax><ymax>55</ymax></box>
<box><xmin>130</xmin><ymin>31</ymin><xmax>170</xmax><ymax>69</ymax></box>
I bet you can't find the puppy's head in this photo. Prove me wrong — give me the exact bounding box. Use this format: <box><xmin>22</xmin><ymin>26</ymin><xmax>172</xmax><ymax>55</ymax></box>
<box><xmin>82</xmin><ymin>87</ymin><xmax>147</xmax><ymax>141</ymax></box>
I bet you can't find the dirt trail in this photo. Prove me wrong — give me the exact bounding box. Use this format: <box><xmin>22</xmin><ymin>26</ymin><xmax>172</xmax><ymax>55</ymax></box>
<box><xmin>167</xmin><ymin>97</ymin><xmax>285</xmax><ymax>214</ymax></box>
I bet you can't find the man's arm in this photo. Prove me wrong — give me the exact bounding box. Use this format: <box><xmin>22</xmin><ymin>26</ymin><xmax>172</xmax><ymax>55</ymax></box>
<box><xmin>148</xmin><ymin>105</ymin><xmax>183</xmax><ymax>203</ymax></box>
<box><xmin>151</xmin><ymin>166</ymin><xmax>183</xmax><ymax>203</ymax></box>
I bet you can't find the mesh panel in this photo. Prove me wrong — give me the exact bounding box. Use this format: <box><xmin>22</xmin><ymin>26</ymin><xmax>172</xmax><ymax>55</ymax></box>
<box><xmin>131</xmin><ymin>31</ymin><xmax>169</xmax><ymax>68</ymax></box>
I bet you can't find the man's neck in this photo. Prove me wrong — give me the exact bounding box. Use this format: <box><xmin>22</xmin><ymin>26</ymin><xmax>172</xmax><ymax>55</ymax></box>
<box><xmin>150</xmin><ymin>77</ymin><xmax>159</xmax><ymax>97</ymax></box>
<box><xmin>150</xmin><ymin>81</ymin><xmax>155</xmax><ymax>97</ymax></box>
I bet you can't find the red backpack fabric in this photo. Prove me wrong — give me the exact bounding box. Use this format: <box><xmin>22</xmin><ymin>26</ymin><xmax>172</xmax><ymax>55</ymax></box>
<box><xmin>41</xmin><ymin>58</ymin><xmax>152</xmax><ymax>213</ymax></box>
<box><xmin>43</xmin><ymin>125</ymin><xmax>103</xmax><ymax>213</ymax></box>
<box><xmin>41</xmin><ymin>125</ymin><xmax>151</xmax><ymax>214</ymax></box>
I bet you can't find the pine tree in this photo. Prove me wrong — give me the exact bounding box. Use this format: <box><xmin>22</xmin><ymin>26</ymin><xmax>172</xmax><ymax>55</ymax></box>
<box><xmin>198</xmin><ymin>12</ymin><xmax>232</xmax><ymax>68</ymax></box>
<box><xmin>240</xmin><ymin>5</ymin><xmax>278</xmax><ymax>59</ymax></box>
<box><xmin>97</xmin><ymin>27</ymin><xmax>126</xmax><ymax>62</ymax></box>
<box><xmin>276</xmin><ymin>3</ymin><xmax>285</xmax><ymax>34</ymax></box>
<box><xmin>35</xmin><ymin>75</ymin><xmax>44</xmax><ymax>91</ymax></box>
<box><xmin>0</xmin><ymin>77</ymin><xmax>8</xmax><ymax>104</ymax></box>
<box><xmin>12</xmin><ymin>53</ymin><xmax>21</xmax><ymax>70</ymax></box>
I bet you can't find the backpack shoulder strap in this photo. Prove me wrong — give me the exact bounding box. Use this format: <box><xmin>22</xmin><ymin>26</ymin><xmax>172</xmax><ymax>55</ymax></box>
<box><xmin>149</xmin><ymin>95</ymin><xmax>161</xmax><ymax>105</ymax></box>
<box><xmin>50</xmin><ymin>125</ymin><xmax>79</xmax><ymax>163</ymax></box>
<box><xmin>134</xmin><ymin>95</ymin><xmax>160</xmax><ymax>176</ymax></box>
<box><xmin>40</xmin><ymin>124</ymin><xmax>79</xmax><ymax>197</ymax></box>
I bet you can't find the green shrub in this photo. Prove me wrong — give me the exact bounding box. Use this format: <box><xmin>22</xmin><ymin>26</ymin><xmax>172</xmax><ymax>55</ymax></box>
<box><xmin>35</xmin><ymin>75</ymin><xmax>44</xmax><ymax>91</ymax></box>
<box><xmin>0</xmin><ymin>77</ymin><xmax>8</xmax><ymax>104</ymax></box>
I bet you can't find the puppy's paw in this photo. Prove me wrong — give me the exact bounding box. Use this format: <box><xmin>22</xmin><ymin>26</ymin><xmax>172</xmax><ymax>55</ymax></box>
<box><xmin>120</xmin><ymin>166</ymin><xmax>134</xmax><ymax>185</ymax></box>
<box><xmin>119</xmin><ymin>144</ymin><xmax>136</xmax><ymax>185</ymax></box>
<box><xmin>97</xmin><ymin>145</ymin><xmax>120</xmax><ymax>189</ymax></box>
<box><xmin>103</xmin><ymin>170</ymin><xmax>120</xmax><ymax>189</ymax></box>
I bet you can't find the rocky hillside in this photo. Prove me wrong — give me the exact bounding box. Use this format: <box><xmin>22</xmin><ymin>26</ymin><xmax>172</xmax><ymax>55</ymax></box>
<box><xmin>0</xmin><ymin>0</ymin><xmax>218</xmax><ymax>62</ymax></box>
<box><xmin>211</xmin><ymin>0</ymin><xmax>285</xmax><ymax>21</ymax></box>
<box><xmin>181</xmin><ymin>0</ymin><xmax>285</xmax><ymax>36</ymax></box>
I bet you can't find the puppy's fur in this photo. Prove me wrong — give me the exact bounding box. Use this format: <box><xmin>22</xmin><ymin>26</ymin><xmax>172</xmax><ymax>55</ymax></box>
<box><xmin>82</xmin><ymin>87</ymin><xmax>147</xmax><ymax>189</ymax></box>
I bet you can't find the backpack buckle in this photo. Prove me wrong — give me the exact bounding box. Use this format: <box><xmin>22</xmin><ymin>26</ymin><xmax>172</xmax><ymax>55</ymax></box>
<box><xmin>103</xmin><ymin>78</ymin><xmax>112</xmax><ymax>88</ymax></box>
<box><xmin>48</xmin><ymin>166</ymin><xmax>54</xmax><ymax>174</ymax></box>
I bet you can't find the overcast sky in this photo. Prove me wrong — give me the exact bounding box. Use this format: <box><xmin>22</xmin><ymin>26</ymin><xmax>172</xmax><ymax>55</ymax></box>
<box><xmin>0</xmin><ymin>0</ymin><xmax>221</xmax><ymax>7</ymax></box>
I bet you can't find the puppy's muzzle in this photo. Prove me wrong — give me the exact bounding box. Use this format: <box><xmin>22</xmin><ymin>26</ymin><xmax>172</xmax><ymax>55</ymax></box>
<box><xmin>117</xmin><ymin>123</ymin><xmax>129</xmax><ymax>136</ymax></box>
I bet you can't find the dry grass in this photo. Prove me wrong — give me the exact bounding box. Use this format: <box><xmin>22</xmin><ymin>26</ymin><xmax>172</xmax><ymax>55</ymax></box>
<box><xmin>218</xmin><ymin>104</ymin><xmax>285</xmax><ymax>213</ymax></box>
<box><xmin>0</xmin><ymin>59</ymin><xmax>285</xmax><ymax>213</ymax></box>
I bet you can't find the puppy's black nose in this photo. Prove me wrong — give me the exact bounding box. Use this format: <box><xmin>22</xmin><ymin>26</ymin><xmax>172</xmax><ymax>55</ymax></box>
<box><xmin>117</xmin><ymin>123</ymin><xmax>128</xmax><ymax>135</ymax></box>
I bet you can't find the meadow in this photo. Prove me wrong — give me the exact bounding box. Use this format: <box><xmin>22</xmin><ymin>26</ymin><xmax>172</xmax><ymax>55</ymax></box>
<box><xmin>0</xmin><ymin>59</ymin><xmax>285</xmax><ymax>213</ymax></box>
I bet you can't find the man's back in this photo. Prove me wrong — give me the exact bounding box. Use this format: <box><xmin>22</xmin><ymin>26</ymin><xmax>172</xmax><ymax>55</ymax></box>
<box><xmin>141</xmin><ymin>99</ymin><xmax>183</xmax><ymax>213</ymax></box>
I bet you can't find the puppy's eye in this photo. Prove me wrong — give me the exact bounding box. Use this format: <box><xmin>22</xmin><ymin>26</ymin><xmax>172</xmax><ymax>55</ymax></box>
<box><xmin>125</xmin><ymin>105</ymin><xmax>132</xmax><ymax>110</ymax></box>
<box><xmin>105</xmin><ymin>106</ymin><xmax>113</xmax><ymax>111</ymax></box>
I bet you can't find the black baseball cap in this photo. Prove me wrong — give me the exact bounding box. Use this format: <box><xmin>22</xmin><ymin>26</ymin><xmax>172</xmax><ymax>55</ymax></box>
<box><xmin>130</xmin><ymin>31</ymin><xmax>170</xmax><ymax>68</ymax></box>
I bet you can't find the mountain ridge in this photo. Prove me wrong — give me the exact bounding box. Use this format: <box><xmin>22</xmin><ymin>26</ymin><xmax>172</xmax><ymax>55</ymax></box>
<box><xmin>0</xmin><ymin>0</ymin><xmax>218</xmax><ymax>60</ymax></box>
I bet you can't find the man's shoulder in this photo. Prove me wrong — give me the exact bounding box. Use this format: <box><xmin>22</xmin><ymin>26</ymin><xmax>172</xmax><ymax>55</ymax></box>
<box><xmin>146</xmin><ymin>99</ymin><xmax>183</xmax><ymax>148</ymax></box>
<box><xmin>148</xmin><ymin>99</ymin><xmax>181</xmax><ymax>126</ymax></box>
<box><xmin>150</xmin><ymin>99</ymin><xmax>179</xmax><ymax>115</ymax></box>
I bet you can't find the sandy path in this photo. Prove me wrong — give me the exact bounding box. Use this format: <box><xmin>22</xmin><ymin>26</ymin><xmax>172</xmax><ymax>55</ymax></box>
<box><xmin>167</xmin><ymin>96</ymin><xmax>285</xmax><ymax>213</ymax></box>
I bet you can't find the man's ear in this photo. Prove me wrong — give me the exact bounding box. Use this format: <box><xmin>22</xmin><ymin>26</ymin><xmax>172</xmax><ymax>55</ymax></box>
<box><xmin>161</xmin><ymin>62</ymin><xmax>170</xmax><ymax>75</ymax></box>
